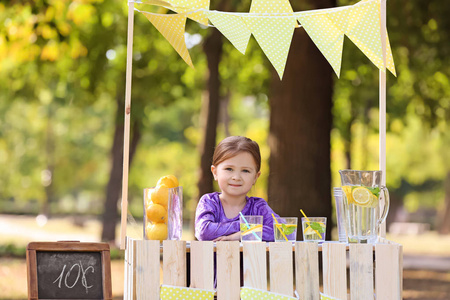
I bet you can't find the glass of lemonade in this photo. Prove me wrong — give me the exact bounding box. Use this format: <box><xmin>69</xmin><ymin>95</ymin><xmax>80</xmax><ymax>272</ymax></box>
<box><xmin>273</xmin><ymin>217</ymin><xmax>298</xmax><ymax>242</ymax></box>
<box><xmin>240</xmin><ymin>215</ymin><xmax>263</xmax><ymax>242</ymax></box>
<box><xmin>302</xmin><ymin>217</ymin><xmax>326</xmax><ymax>242</ymax></box>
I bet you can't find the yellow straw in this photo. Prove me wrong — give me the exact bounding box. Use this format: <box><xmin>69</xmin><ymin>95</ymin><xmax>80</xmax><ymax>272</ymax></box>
<box><xmin>272</xmin><ymin>214</ymin><xmax>289</xmax><ymax>241</ymax></box>
<box><xmin>300</xmin><ymin>209</ymin><xmax>322</xmax><ymax>239</ymax></box>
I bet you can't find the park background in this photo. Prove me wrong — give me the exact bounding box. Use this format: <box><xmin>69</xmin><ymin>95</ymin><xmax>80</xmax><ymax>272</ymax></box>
<box><xmin>0</xmin><ymin>0</ymin><xmax>449</xmax><ymax>299</ymax></box>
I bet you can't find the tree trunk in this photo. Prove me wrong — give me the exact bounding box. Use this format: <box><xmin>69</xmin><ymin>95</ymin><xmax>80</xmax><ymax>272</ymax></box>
<box><xmin>197</xmin><ymin>28</ymin><xmax>223</xmax><ymax>201</ymax></box>
<box><xmin>439</xmin><ymin>171</ymin><xmax>450</xmax><ymax>234</ymax></box>
<box><xmin>268</xmin><ymin>0</ymin><xmax>335</xmax><ymax>240</ymax></box>
<box><xmin>101</xmin><ymin>91</ymin><xmax>142</xmax><ymax>244</ymax></box>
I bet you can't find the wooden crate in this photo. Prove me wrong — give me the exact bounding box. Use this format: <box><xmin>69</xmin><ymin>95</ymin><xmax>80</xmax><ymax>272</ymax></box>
<box><xmin>124</xmin><ymin>238</ymin><xmax>402</xmax><ymax>300</ymax></box>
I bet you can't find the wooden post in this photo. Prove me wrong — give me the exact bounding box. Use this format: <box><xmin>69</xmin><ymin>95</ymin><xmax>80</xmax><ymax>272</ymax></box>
<box><xmin>379</xmin><ymin>0</ymin><xmax>387</xmax><ymax>238</ymax></box>
<box><xmin>120</xmin><ymin>0</ymin><xmax>135</xmax><ymax>250</ymax></box>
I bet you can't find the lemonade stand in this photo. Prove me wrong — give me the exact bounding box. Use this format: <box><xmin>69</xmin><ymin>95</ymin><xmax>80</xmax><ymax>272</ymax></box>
<box><xmin>118</xmin><ymin>0</ymin><xmax>402</xmax><ymax>299</ymax></box>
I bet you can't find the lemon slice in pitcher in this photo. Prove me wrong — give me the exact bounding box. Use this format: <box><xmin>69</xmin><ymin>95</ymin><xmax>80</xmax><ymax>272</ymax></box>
<box><xmin>352</xmin><ymin>187</ymin><xmax>372</xmax><ymax>207</ymax></box>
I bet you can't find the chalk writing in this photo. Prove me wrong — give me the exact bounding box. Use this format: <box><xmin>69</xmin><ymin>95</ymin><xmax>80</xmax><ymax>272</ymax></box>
<box><xmin>52</xmin><ymin>261</ymin><xmax>94</xmax><ymax>293</ymax></box>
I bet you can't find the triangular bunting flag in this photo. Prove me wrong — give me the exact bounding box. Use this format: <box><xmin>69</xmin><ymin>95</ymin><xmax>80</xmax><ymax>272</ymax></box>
<box><xmin>166</xmin><ymin>0</ymin><xmax>210</xmax><ymax>25</ymax></box>
<box><xmin>206</xmin><ymin>11</ymin><xmax>251</xmax><ymax>54</ymax></box>
<box><xmin>385</xmin><ymin>31</ymin><xmax>396</xmax><ymax>76</ymax></box>
<box><xmin>243</xmin><ymin>16</ymin><xmax>296</xmax><ymax>79</ymax></box>
<box><xmin>250</xmin><ymin>0</ymin><xmax>293</xmax><ymax>14</ymax></box>
<box><xmin>326</xmin><ymin>5</ymin><xmax>351</xmax><ymax>34</ymax></box>
<box><xmin>142</xmin><ymin>12</ymin><xmax>194</xmax><ymax>68</ymax></box>
<box><xmin>297</xmin><ymin>11</ymin><xmax>346</xmax><ymax>77</ymax></box>
<box><xmin>345</xmin><ymin>0</ymin><xmax>395</xmax><ymax>75</ymax></box>
<box><xmin>346</xmin><ymin>0</ymin><xmax>371</xmax><ymax>34</ymax></box>
<box><xmin>141</xmin><ymin>0</ymin><xmax>174</xmax><ymax>8</ymax></box>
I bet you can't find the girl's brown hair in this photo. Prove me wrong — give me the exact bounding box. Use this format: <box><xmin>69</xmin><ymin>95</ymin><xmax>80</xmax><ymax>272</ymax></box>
<box><xmin>212</xmin><ymin>136</ymin><xmax>261</xmax><ymax>172</ymax></box>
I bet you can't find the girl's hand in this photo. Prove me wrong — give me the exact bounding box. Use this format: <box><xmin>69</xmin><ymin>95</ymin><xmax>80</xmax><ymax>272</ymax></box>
<box><xmin>213</xmin><ymin>232</ymin><xmax>240</xmax><ymax>241</ymax></box>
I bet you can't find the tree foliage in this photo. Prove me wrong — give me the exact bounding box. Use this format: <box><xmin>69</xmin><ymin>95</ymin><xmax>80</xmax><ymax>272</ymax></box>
<box><xmin>1</xmin><ymin>0</ymin><xmax>449</xmax><ymax>236</ymax></box>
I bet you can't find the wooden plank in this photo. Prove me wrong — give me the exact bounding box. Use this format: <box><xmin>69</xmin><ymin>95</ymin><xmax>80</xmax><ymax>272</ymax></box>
<box><xmin>243</xmin><ymin>242</ymin><xmax>267</xmax><ymax>290</ymax></box>
<box><xmin>295</xmin><ymin>242</ymin><xmax>319</xmax><ymax>300</ymax></box>
<box><xmin>163</xmin><ymin>240</ymin><xmax>187</xmax><ymax>287</ymax></box>
<box><xmin>190</xmin><ymin>241</ymin><xmax>214</xmax><ymax>290</ymax></box>
<box><xmin>120</xmin><ymin>0</ymin><xmax>135</xmax><ymax>250</ymax></box>
<box><xmin>27</xmin><ymin>241</ymin><xmax>111</xmax><ymax>251</ymax></box>
<box><xmin>135</xmin><ymin>240</ymin><xmax>160</xmax><ymax>300</ymax></box>
<box><xmin>349</xmin><ymin>244</ymin><xmax>374</xmax><ymax>300</ymax></box>
<box><xmin>322</xmin><ymin>243</ymin><xmax>347</xmax><ymax>300</ymax></box>
<box><xmin>102</xmin><ymin>248</ymin><xmax>113</xmax><ymax>300</ymax></box>
<box><xmin>124</xmin><ymin>237</ymin><xmax>136</xmax><ymax>300</ymax></box>
<box><xmin>216</xmin><ymin>241</ymin><xmax>240</xmax><ymax>300</ymax></box>
<box><xmin>269</xmin><ymin>242</ymin><xmax>294</xmax><ymax>296</ymax></box>
<box><xmin>399</xmin><ymin>244</ymin><xmax>403</xmax><ymax>299</ymax></box>
<box><xmin>375</xmin><ymin>243</ymin><xmax>402</xmax><ymax>300</ymax></box>
<box><xmin>26</xmin><ymin>247</ymin><xmax>38</xmax><ymax>300</ymax></box>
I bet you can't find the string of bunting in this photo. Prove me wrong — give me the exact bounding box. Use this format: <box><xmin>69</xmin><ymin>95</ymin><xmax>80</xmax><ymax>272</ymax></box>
<box><xmin>134</xmin><ymin>0</ymin><xmax>396</xmax><ymax>79</ymax></box>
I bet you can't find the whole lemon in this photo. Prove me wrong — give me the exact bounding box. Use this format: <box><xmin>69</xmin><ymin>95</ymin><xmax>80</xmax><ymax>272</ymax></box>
<box><xmin>157</xmin><ymin>175</ymin><xmax>178</xmax><ymax>188</ymax></box>
<box><xmin>146</xmin><ymin>203</ymin><xmax>168</xmax><ymax>223</ymax></box>
<box><xmin>146</xmin><ymin>223</ymin><xmax>168</xmax><ymax>241</ymax></box>
<box><xmin>150</xmin><ymin>184</ymin><xmax>169</xmax><ymax>207</ymax></box>
<box><xmin>144</xmin><ymin>188</ymin><xmax>154</xmax><ymax>207</ymax></box>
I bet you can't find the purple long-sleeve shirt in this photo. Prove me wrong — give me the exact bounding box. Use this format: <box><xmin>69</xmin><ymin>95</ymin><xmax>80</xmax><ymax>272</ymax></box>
<box><xmin>195</xmin><ymin>192</ymin><xmax>280</xmax><ymax>242</ymax></box>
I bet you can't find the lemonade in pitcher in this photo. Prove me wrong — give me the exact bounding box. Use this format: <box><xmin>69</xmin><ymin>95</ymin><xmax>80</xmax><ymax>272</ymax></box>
<box><xmin>339</xmin><ymin>170</ymin><xmax>389</xmax><ymax>244</ymax></box>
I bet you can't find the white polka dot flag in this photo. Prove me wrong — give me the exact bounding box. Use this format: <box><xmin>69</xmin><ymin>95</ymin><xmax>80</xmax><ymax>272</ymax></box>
<box><xmin>345</xmin><ymin>0</ymin><xmax>396</xmax><ymax>76</ymax></box>
<box><xmin>142</xmin><ymin>12</ymin><xmax>194</xmax><ymax>68</ymax></box>
<box><xmin>166</xmin><ymin>0</ymin><xmax>210</xmax><ymax>25</ymax></box>
<box><xmin>240</xmin><ymin>286</ymin><xmax>298</xmax><ymax>300</ymax></box>
<box><xmin>247</xmin><ymin>0</ymin><xmax>296</xmax><ymax>79</ymax></box>
<box><xmin>249</xmin><ymin>0</ymin><xmax>293</xmax><ymax>14</ymax></box>
<box><xmin>297</xmin><ymin>9</ymin><xmax>347</xmax><ymax>77</ymax></box>
<box><xmin>320</xmin><ymin>292</ymin><xmax>343</xmax><ymax>300</ymax></box>
<box><xmin>206</xmin><ymin>11</ymin><xmax>251</xmax><ymax>55</ymax></box>
<box><xmin>243</xmin><ymin>15</ymin><xmax>296</xmax><ymax>79</ymax></box>
<box><xmin>160</xmin><ymin>285</ymin><xmax>215</xmax><ymax>299</ymax></box>
<box><xmin>138</xmin><ymin>0</ymin><xmax>396</xmax><ymax>78</ymax></box>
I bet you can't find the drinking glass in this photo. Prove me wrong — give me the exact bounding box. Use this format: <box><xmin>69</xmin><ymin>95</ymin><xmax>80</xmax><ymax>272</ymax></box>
<box><xmin>302</xmin><ymin>217</ymin><xmax>326</xmax><ymax>243</ymax></box>
<box><xmin>333</xmin><ymin>187</ymin><xmax>347</xmax><ymax>243</ymax></box>
<box><xmin>273</xmin><ymin>217</ymin><xmax>298</xmax><ymax>242</ymax></box>
<box><xmin>240</xmin><ymin>215</ymin><xmax>263</xmax><ymax>242</ymax></box>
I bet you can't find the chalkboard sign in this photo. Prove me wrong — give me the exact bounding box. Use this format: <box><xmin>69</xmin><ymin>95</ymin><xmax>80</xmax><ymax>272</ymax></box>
<box><xmin>27</xmin><ymin>242</ymin><xmax>112</xmax><ymax>300</ymax></box>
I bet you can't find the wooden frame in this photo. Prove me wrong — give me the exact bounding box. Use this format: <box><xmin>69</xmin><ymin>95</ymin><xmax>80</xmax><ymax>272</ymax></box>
<box><xmin>124</xmin><ymin>239</ymin><xmax>403</xmax><ymax>300</ymax></box>
<box><xmin>119</xmin><ymin>0</ymin><xmax>391</xmax><ymax>249</ymax></box>
<box><xmin>26</xmin><ymin>241</ymin><xmax>112</xmax><ymax>300</ymax></box>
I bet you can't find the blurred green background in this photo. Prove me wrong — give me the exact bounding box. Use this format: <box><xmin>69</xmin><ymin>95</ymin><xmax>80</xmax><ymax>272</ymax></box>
<box><xmin>1</xmin><ymin>0</ymin><xmax>450</xmax><ymax>298</ymax></box>
<box><xmin>1</xmin><ymin>0</ymin><xmax>449</xmax><ymax>237</ymax></box>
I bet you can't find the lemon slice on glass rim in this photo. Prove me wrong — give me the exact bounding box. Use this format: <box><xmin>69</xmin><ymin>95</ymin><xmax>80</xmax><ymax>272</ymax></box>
<box><xmin>352</xmin><ymin>187</ymin><xmax>372</xmax><ymax>206</ymax></box>
<box><xmin>242</xmin><ymin>224</ymin><xmax>263</xmax><ymax>236</ymax></box>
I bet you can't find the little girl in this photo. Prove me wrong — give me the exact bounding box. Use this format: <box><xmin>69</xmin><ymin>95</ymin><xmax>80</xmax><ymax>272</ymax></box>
<box><xmin>195</xmin><ymin>136</ymin><xmax>280</xmax><ymax>242</ymax></box>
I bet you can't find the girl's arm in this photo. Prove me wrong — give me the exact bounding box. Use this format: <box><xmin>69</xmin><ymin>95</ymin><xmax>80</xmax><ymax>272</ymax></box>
<box><xmin>213</xmin><ymin>231</ymin><xmax>240</xmax><ymax>241</ymax></box>
<box><xmin>195</xmin><ymin>197</ymin><xmax>240</xmax><ymax>241</ymax></box>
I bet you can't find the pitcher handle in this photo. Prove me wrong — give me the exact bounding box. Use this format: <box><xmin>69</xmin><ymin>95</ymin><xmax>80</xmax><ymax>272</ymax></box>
<box><xmin>377</xmin><ymin>186</ymin><xmax>390</xmax><ymax>226</ymax></box>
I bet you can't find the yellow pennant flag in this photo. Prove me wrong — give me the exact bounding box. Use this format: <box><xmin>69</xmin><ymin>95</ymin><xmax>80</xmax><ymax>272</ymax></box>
<box><xmin>297</xmin><ymin>10</ymin><xmax>347</xmax><ymax>77</ymax></box>
<box><xmin>142</xmin><ymin>12</ymin><xmax>194</xmax><ymax>68</ymax></box>
<box><xmin>385</xmin><ymin>31</ymin><xmax>396</xmax><ymax>76</ymax></box>
<box><xmin>206</xmin><ymin>12</ymin><xmax>251</xmax><ymax>55</ymax></box>
<box><xmin>346</xmin><ymin>0</ymin><xmax>395</xmax><ymax>75</ymax></box>
<box><xmin>243</xmin><ymin>16</ymin><xmax>297</xmax><ymax>79</ymax></box>
<box><xmin>249</xmin><ymin>0</ymin><xmax>293</xmax><ymax>14</ymax></box>
<box><xmin>166</xmin><ymin>0</ymin><xmax>210</xmax><ymax>25</ymax></box>
<box><xmin>140</xmin><ymin>0</ymin><xmax>174</xmax><ymax>8</ymax></box>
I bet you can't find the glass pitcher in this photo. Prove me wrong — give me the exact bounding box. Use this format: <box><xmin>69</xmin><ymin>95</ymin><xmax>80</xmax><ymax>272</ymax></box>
<box><xmin>339</xmin><ymin>170</ymin><xmax>389</xmax><ymax>243</ymax></box>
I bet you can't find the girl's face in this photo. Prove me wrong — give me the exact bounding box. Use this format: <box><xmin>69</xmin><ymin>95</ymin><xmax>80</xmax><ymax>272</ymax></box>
<box><xmin>211</xmin><ymin>152</ymin><xmax>261</xmax><ymax>201</ymax></box>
